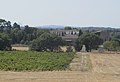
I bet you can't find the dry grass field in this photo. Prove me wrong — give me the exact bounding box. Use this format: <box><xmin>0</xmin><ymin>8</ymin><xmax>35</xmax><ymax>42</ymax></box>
<box><xmin>0</xmin><ymin>52</ymin><xmax>120</xmax><ymax>82</ymax></box>
<box><xmin>90</xmin><ymin>52</ymin><xmax>120</xmax><ymax>74</ymax></box>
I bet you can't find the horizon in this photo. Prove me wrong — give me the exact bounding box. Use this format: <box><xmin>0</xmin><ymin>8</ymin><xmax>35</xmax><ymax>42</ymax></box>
<box><xmin>0</xmin><ymin>0</ymin><xmax>120</xmax><ymax>28</ymax></box>
<box><xmin>37</xmin><ymin>25</ymin><xmax>120</xmax><ymax>28</ymax></box>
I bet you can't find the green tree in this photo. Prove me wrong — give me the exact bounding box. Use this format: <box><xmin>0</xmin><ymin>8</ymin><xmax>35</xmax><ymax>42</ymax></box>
<box><xmin>30</xmin><ymin>33</ymin><xmax>64</xmax><ymax>52</ymax></box>
<box><xmin>13</xmin><ymin>22</ymin><xmax>20</xmax><ymax>29</ymax></box>
<box><xmin>64</xmin><ymin>26</ymin><xmax>72</xmax><ymax>30</ymax></box>
<box><xmin>0</xmin><ymin>19</ymin><xmax>51</xmax><ymax>45</ymax></box>
<box><xmin>78</xmin><ymin>33</ymin><xmax>103</xmax><ymax>52</ymax></box>
<box><xmin>10</xmin><ymin>28</ymin><xmax>22</xmax><ymax>44</ymax></box>
<box><xmin>0</xmin><ymin>19</ymin><xmax>12</xmax><ymax>33</ymax></box>
<box><xmin>103</xmin><ymin>40</ymin><xmax>120</xmax><ymax>51</ymax></box>
<box><xmin>0</xmin><ymin>19</ymin><xmax>6</xmax><ymax>27</ymax></box>
<box><xmin>74</xmin><ymin>39</ymin><xmax>83</xmax><ymax>51</ymax></box>
<box><xmin>0</xmin><ymin>33</ymin><xmax>11</xmax><ymax>50</ymax></box>
<box><xmin>103</xmin><ymin>41</ymin><xmax>111</xmax><ymax>51</ymax></box>
<box><xmin>78</xmin><ymin>29</ymin><xmax>83</xmax><ymax>36</ymax></box>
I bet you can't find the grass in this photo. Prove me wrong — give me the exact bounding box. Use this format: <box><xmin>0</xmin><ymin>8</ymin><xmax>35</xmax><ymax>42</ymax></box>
<box><xmin>85</xmin><ymin>54</ymin><xmax>92</xmax><ymax>71</ymax></box>
<box><xmin>0</xmin><ymin>51</ymin><xmax>75</xmax><ymax>71</ymax></box>
<box><xmin>79</xmin><ymin>53</ymin><xmax>92</xmax><ymax>72</ymax></box>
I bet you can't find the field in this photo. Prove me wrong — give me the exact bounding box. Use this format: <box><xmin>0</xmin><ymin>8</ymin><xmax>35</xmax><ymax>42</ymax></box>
<box><xmin>90</xmin><ymin>52</ymin><xmax>120</xmax><ymax>74</ymax></box>
<box><xmin>0</xmin><ymin>51</ymin><xmax>74</xmax><ymax>71</ymax></box>
<box><xmin>0</xmin><ymin>52</ymin><xmax>120</xmax><ymax>82</ymax></box>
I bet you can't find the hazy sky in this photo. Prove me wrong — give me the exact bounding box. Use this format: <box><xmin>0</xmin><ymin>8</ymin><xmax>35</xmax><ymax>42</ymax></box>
<box><xmin>0</xmin><ymin>0</ymin><xmax>120</xmax><ymax>27</ymax></box>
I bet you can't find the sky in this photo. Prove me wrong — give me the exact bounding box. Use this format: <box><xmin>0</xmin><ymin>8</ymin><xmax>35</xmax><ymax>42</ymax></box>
<box><xmin>0</xmin><ymin>0</ymin><xmax>120</xmax><ymax>27</ymax></box>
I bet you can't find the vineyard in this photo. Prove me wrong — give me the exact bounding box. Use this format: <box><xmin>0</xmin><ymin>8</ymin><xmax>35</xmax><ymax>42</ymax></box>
<box><xmin>0</xmin><ymin>51</ymin><xmax>75</xmax><ymax>71</ymax></box>
<box><xmin>0</xmin><ymin>52</ymin><xmax>120</xmax><ymax>82</ymax></box>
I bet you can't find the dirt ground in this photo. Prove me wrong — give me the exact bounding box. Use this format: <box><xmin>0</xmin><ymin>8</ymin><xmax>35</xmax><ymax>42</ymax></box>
<box><xmin>0</xmin><ymin>52</ymin><xmax>120</xmax><ymax>82</ymax></box>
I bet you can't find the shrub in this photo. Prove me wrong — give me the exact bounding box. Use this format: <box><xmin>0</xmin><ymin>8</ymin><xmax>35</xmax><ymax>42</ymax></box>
<box><xmin>30</xmin><ymin>33</ymin><xmax>64</xmax><ymax>52</ymax></box>
<box><xmin>103</xmin><ymin>40</ymin><xmax>120</xmax><ymax>51</ymax></box>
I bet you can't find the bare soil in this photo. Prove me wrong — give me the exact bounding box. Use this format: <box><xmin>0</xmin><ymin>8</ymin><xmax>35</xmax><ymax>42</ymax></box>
<box><xmin>0</xmin><ymin>52</ymin><xmax>120</xmax><ymax>82</ymax></box>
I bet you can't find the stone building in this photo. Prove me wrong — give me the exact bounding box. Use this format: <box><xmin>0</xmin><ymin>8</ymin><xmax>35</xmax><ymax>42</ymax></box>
<box><xmin>50</xmin><ymin>30</ymin><xmax>79</xmax><ymax>45</ymax></box>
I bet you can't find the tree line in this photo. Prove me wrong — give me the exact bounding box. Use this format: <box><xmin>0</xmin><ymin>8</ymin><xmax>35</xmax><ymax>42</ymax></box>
<box><xmin>0</xmin><ymin>19</ymin><xmax>120</xmax><ymax>52</ymax></box>
<box><xmin>0</xmin><ymin>19</ymin><xmax>64</xmax><ymax>51</ymax></box>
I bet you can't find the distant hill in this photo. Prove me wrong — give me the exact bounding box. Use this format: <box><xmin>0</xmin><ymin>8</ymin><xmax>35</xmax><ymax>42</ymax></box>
<box><xmin>79</xmin><ymin>27</ymin><xmax>120</xmax><ymax>32</ymax></box>
<box><xmin>35</xmin><ymin>25</ymin><xmax>120</xmax><ymax>32</ymax></box>
<box><xmin>36</xmin><ymin>25</ymin><xmax>64</xmax><ymax>29</ymax></box>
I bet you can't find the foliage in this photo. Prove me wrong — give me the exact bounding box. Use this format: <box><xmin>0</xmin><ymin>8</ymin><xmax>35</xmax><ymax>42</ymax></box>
<box><xmin>103</xmin><ymin>39</ymin><xmax>120</xmax><ymax>51</ymax></box>
<box><xmin>0</xmin><ymin>33</ymin><xmax>11</xmax><ymax>50</ymax></box>
<box><xmin>77</xmin><ymin>33</ymin><xmax>103</xmax><ymax>52</ymax></box>
<box><xmin>78</xmin><ymin>29</ymin><xmax>83</xmax><ymax>36</ymax></box>
<box><xmin>13</xmin><ymin>22</ymin><xmax>20</xmax><ymax>29</ymax></box>
<box><xmin>64</xmin><ymin>26</ymin><xmax>72</xmax><ymax>30</ymax></box>
<box><xmin>103</xmin><ymin>41</ymin><xmax>111</xmax><ymax>51</ymax></box>
<box><xmin>30</xmin><ymin>33</ymin><xmax>64</xmax><ymax>52</ymax></box>
<box><xmin>0</xmin><ymin>19</ymin><xmax>49</xmax><ymax>45</ymax></box>
<box><xmin>0</xmin><ymin>51</ymin><xmax>74</xmax><ymax>71</ymax></box>
<box><xmin>114</xmin><ymin>34</ymin><xmax>120</xmax><ymax>39</ymax></box>
<box><xmin>0</xmin><ymin>19</ymin><xmax>12</xmax><ymax>33</ymax></box>
<box><xmin>10</xmin><ymin>26</ymin><xmax>49</xmax><ymax>44</ymax></box>
<box><xmin>74</xmin><ymin>29</ymin><xmax>83</xmax><ymax>51</ymax></box>
<box><xmin>74</xmin><ymin>39</ymin><xmax>83</xmax><ymax>51</ymax></box>
<box><xmin>110</xmin><ymin>32</ymin><xmax>120</xmax><ymax>40</ymax></box>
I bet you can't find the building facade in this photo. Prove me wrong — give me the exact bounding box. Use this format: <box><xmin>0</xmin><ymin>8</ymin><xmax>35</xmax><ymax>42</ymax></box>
<box><xmin>50</xmin><ymin>30</ymin><xmax>79</xmax><ymax>45</ymax></box>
